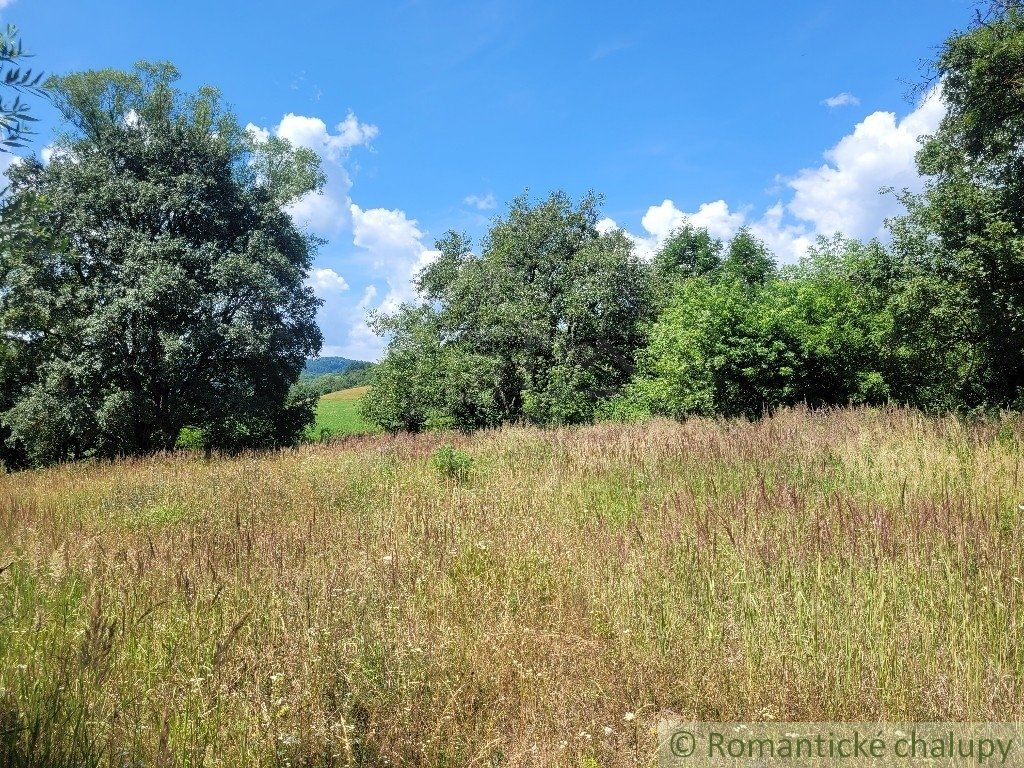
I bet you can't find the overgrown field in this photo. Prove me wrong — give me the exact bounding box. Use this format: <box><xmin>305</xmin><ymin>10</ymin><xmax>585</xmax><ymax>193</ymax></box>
<box><xmin>1</xmin><ymin>407</ymin><xmax>1023</xmax><ymax>767</ymax></box>
<box><xmin>310</xmin><ymin>386</ymin><xmax>376</xmax><ymax>439</ymax></box>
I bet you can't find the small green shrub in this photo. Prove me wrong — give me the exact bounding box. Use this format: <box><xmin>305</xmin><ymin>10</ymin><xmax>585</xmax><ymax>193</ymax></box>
<box><xmin>174</xmin><ymin>426</ymin><xmax>206</xmax><ymax>452</ymax></box>
<box><xmin>121</xmin><ymin>503</ymin><xmax>192</xmax><ymax>530</ymax></box>
<box><xmin>312</xmin><ymin>426</ymin><xmax>335</xmax><ymax>443</ymax></box>
<box><xmin>995</xmin><ymin>417</ymin><xmax>1021</xmax><ymax>447</ymax></box>
<box><xmin>432</xmin><ymin>444</ymin><xmax>473</xmax><ymax>483</ymax></box>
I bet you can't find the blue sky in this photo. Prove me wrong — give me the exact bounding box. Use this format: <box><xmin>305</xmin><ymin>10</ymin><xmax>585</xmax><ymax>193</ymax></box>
<box><xmin>3</xmin><ymin>0</ymin><xmax>972</xmax><ymax>359</ymax></box>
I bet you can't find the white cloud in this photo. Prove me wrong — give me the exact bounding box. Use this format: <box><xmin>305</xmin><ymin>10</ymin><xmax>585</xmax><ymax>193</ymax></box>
<box><xmin>606</xmin><ymin>86</ymin><xmax>944</xmax><ymax>263</ymax></box>
<box><xmin>244</xmin><ymin>122</ymin><xmax>270</xmax><ymax>143</ymax></box>
<box><xmin>268</xmin><ymin>87</ymin><xmax>945</xmax><ymax>360</ymax></box>
<box><xmin>276</xmin><ymin>112</ymin><xmax>377</xmax><ymax>161</ymax></box>
<box><xmin>352</xmin><ymin>204</ymin><xmax>428</xmax><ymax>265</ymax></box>
<box><xmin>307</xmin><ymin>268</ymin><xmax>349</xmax><ymax>294</ymax></box>
<box><xmin>356</xmin><ymin>284</ymin><xmax>378</xmax><ymax>310</ymax></box>
<box><xmin>0</xmin><ymin>0</ymin><xmax>16</xmax><ymax>9</ymax></box>
<box><xmin>247</xmin><ymin>111</ymin><xmax>378</xmax><ymax>234</ymax></box>
<box><xmin>464</xmin><ymin>192</ymin><xmax>497</xmax><ymax>210</ymax></box>
<box><xmin>344</xmin><ymin>319</ymin><xmax>385</xmax><ymax>361</ymax></box>
<box><xmin>638</xmin><ymin>200</ymin><xmax>685</xmax><ymax>241</ymax></box>
<box><xmin>641</xmin><ymin>199</ymin><xmax>744</xmax><ymax>241</ymax></box>
<box><xmin>822</xmin><ymin>92</ymin><xmax>860</xmax><ymax>108</ymax></box>
<box><xmin>249</xmin><ymin>109</ymin><xmax>438</xmax><ymax>359</ymax></box>
<box><xmin>286</xmin><ymin>188</ymin><xmax>351</xmax><ymax>233</ymax></box>
<box><xmin>350</xmin><ymin>203</ymin><xmax>438</xmax><ymax>320</ymax></box>
<box><xmin>788</xmin><ymin>85</ymin><xmax>944</xmax><ymax>240</ymax></box>
<box><xmin>334</xmin><ymin>112</ymin><xmax>379</xmax><ymax>152</ymax></box>
<box><xmin>748</xmin><ymin>202</ymin><xmax>814</xmax><ymax>262</ymax></box>
<box><xmin>601</xmin><ymin>198</ymin><xmax>748</xmax><ymax>261</ymax></box>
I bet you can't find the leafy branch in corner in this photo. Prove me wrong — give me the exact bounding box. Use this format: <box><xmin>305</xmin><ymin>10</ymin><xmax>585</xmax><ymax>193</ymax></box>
<box><xmin>1</xmin><ymin>24</ymin><xmax>45</xmax><ymax>153</ymax></box>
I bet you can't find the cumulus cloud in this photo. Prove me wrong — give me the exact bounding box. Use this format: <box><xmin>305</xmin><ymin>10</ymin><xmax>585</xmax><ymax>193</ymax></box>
<box><xmin>307</xmin><ymin>268</ymin><xmax>350</xmax><ymax>294</ymax></box>
<box><xmin>642</xmin><ymin>199</ymin><xmax>744</xmax><ymax>241</ymax></box>
<box><xmin>244</xmin><ymin>123</ymin><xmax>270</xmax><ymax>144</ymax></box>
<box><xmin>747</xmin><ymin>202</ymin><xmax>815</xmax><ymax>262</ymax></box>
<box><xmin>603</xmin><ymin>86</ymin><xmax>944</xmax><ymax>263</ymax></box>
<box><xmin>351</xmin><ymin>203</ymin><xmax>439</xmax><ymax>315</ymax></box>
<box><xmin>601</xmin><ymin>199</ymin><xmax>748</xmax><ymax>261</ymax></box>
<box><xmin>788</xmin><ymin>85</ymin><xmax>944</xmax><ymax>241</ymax></box>
<box><xmin>343</xmin><ymin>319</ymin><xmax>387</xmax><ymax>361</ymax></box>
<box><xmin>246</xmin><ymin>108</ymin><xmax>408</xmax><ymax>358</ymax></box>
<box><xmin>464</xmin><ymin>192</ymin><xmax>497</xmax><ymax>210</ymax></box>
<box><xmin>268</xmin><ymin>87</ymin><xmax>946</xmax><ymax>360</ymax></box>
<box><xmin>334</xmin><ymin>112</ymin><xmax>379</xmax><ymax>153</ymax></box>
<box><xmin>275</xmin><ymin>112</ymin><xmax>377</xmax><ymax>161</ymax></box>
<box><xmin>247</xmin><ymin>111</ymin><xmax>378</xmax><ymax>234</ymax></box>
<box><xmin>40</xmin><ymin>144</ymin><xmax>61</xmax><ymax>164</ymax></box>
<box><xmin>0</xmin><ymin>0</ymin><xmax>16</xmax><ymax>9</ymax></box>
<box><xmin>287</xmin><ymin>188</ymin><xmax>351</xmax><ymax>233</ymax></box>
<box><xmin>356</xmin><ymin>284</ymin><xmax>378</xmax><ymax>310</ymax></box>
<box><xmin>822</xmin><ymin>92</ymin><xmax>861</xmax><ymax>108</ymax></box>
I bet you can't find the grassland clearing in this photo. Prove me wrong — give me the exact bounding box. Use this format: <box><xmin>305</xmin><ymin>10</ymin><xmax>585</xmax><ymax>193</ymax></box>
<box><xmin>1</xmin><ymin>407</ymin><xmax>1023</xmax><ymax>766</ymax></box>
<box><xmin>310</xmin><ymin>386</ymin><xmax>377</xmax><ymax>439</ymax></box>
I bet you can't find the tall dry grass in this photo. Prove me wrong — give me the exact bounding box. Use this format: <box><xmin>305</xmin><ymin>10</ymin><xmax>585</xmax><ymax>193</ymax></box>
<box><xmin>0</xmin><ymin>407</ymin><xmax>1022</xmax><ymax>766</ymax></box>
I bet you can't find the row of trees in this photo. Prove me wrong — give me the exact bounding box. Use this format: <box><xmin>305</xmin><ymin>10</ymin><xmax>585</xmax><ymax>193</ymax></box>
<box><xmin>1</xmin><ymin>3</ymin><xmax>1020</xmax><ymax>467</ymax></box>
<box><xmin>365</xmin><ymin>1</ymin><xmax>1024</xmax><ymax>430</ymax></box>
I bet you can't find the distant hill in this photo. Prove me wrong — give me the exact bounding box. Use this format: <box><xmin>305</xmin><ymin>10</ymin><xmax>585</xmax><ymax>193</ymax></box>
<box><xmin>294</xmin><ymin>358</ymin><xmax>376</xmax><ymax>398</ymax></box>
<box><xmin>302</xmin><ymin>356</ymin><xmax>370</xmax><ymax>378</ymax></box>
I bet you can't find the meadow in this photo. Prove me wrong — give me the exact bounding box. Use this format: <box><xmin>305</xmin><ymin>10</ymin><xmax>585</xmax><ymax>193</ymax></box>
<box><xmin>1</xmin><ymin>407</ymin><xmax>1023</xmax><ymax>767</ymax></box>
<box><xmin>310</xmin><ymin>386</ymin><xmax>377</xmax><ymax>440</ymax></box>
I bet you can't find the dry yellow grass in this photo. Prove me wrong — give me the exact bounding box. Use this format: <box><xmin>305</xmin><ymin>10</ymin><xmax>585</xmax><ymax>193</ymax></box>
<box><xmin>321</xmin><ymin>386</ymin><xmax>370</xmax><ymax>402</ymax></box>
<box><xmin>1</xmin><ymin>407</ymin><xmax>1023</xmax><ymax>766</ymax></box>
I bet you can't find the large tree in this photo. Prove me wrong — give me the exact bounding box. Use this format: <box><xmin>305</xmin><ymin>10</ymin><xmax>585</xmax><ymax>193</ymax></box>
<box><xmin>0</xmin><ymin>62</ymin><xmax>324</xmax><ymax>466</ymax></box>
<box><xmin>889</xmin><ymin>0</ymin><xmax>1024</xmax><ymax>408</ymax></box>
<box><xmin>365</xmin><ymin>192</ymin><xmax>653</xmax><ymax>431</ymax></box>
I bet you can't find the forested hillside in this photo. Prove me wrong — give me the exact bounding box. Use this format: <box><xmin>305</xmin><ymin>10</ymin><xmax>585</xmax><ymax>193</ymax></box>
<box><xmin>301</xmin><ymin>356</ymin><xmax>369</xmax><ymax>377</ymax></box>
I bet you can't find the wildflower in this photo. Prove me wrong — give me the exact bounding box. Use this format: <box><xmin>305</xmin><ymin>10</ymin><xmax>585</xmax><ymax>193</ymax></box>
<box><xmin>623</xmin><ymin>712</ymin><xmax>636</xmax><ymax>722</ymax></box>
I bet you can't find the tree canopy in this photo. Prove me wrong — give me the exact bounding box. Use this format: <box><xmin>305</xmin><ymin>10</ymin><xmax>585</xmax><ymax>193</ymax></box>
<box><xmin>364</xmin><ymin>192</ymin><xmax>653</xmax><ymax>432</ymax></box>
<box><xmin>4</xmin><ymin>2</ymin><xmax>1024</xmax><ymax>463</ymax></box>
<box><xmin>887</xmin><ymin>0</ymin><xmax>1024</xmax><ymax>410</ymax></box>
<box><xmin>0</xmin><ymin>62</ymin><xmax>323</xmax><ymax>466</ymax></box>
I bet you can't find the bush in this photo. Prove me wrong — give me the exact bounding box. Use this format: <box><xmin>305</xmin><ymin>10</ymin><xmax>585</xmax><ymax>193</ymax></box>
<box><xmin>174</xmin><ymin>427</ymin><xmax>206</xmax><ymax>453</ymax></box>
<box><xmin>431</xmin><ymin>445</ymin><xmax>473</xmax><ymax>483</ymax></box>
<box><xmin>312</xmin><ymin>426</ymin><xmax>335</xmax><ymax>443</ymax></box>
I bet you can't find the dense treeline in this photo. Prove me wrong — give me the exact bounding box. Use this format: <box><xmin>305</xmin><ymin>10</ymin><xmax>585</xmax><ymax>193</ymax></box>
<box><xmin>1</xmin><ymin>3</ymin><xmax>1021</xmax><ymax>467</ymax></box>
<box><xmin>301</xmin><ymin>356</ymin><xmax>369</xmax><ymax>378</ymax></box>
<box><xmin>366</xmin><ymin>2</ymin><xmax>1024</xmax><ymax>431</ymax></box>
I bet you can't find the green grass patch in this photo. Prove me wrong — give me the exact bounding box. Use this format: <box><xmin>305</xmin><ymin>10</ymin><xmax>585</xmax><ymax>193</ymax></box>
<box><xmin>309</xmin><ymin>385</ymin><xmax>377</xmax><ymax>439</ymax></box>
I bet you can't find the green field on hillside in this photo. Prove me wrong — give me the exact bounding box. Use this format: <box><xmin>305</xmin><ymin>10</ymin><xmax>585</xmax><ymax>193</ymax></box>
<box><xmin>309</xmin><ymin>385</ymin><xmax>377</xmax><ymax>438</ymax></box>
